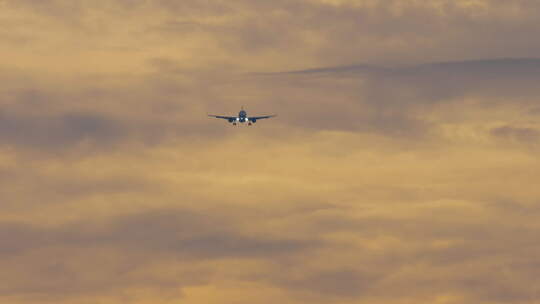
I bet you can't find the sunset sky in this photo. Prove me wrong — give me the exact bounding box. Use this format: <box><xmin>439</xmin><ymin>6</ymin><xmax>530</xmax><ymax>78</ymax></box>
<box><xmin>1</xmin><ymin>0</ymin><xmax>540</xmax><ymax>303</ymax></box>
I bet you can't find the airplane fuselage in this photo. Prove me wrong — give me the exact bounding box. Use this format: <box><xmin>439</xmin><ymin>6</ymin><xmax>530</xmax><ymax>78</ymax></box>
<box><xmin>238</xmin><ymin>110</ymin><xmax>247</xmax><ymax>123</ymax></box>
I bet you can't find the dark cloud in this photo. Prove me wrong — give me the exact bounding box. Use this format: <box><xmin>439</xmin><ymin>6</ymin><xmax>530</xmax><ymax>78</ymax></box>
<box><xmin>0</xmin><ymin>208</ymin><xmax>320</xmax><ymax>300</ymax></box>
<box><xmin>0</xmin><ymin>209</ymin><xmax>319</xmax><ymax>258</ymax></box>
<box><xmin>280</xmin><ymin>58</ymin><xmax>540</xmax><ymax>104</ymax></box>
<box><xmin>0</xmin><ymin>70</ymin><xmax>232</xmax><ymax>153</ymax></box>
<box><xmin>530</xmin><ymin>107</ymin><xmax>540</xmax><ymax>115</ymax></box>
<box><xmin>248</xmin><ymin>200</ymin><xmax>540</xmax><ymax>303</ymax></box>
<box><xmin>245</xmin><ymin>58</ymin><xmax>540</xmax><ymax>137</ymax></box>
<box><xmin>94</xmin><ymin>210</ymin><xmax>320</xmax><ymax>258</ymax></box>
<box><xmin>5</xmin><ymin>0</ymin><xmax>540</xmax><ymax>66</ymax></box>
<box><xmin>0</xmin><ymin>111</ymin><xmax>124</xmax><ymax>149</ymax></box>
<box><xmin>491</xmin><ymin>125</ymin><xmax>540</xmax><ymax>142</ymax></box>
<box><xmin>145</xmin><ymin>0</ymin><xmax>540</xmax><ymax>65</ymax></box>
<box><xmin>283</xmin><ymin>270</ymin><xmax>379</xmax><ymax>299</ymax></box>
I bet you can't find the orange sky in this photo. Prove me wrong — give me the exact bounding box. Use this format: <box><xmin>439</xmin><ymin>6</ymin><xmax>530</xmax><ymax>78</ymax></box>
<box><xmin>1</xmin><ymin>1</ymin><xmax>540</xmax><ymax>303</ymax></box>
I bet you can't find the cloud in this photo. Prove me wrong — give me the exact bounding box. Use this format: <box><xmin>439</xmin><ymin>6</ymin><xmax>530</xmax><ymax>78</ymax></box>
<box><xmin>0</xmin><ymin>111</ymin><xmax>124</xmax><ymax>149</ymax></box>
<box><xmin>0</xmin><ymin>208</ymin><xmax>320</xmax><ymax>301</ymax></box>
<box><xmin>276</xmin><ymin>269</ymin><xmax>380</xmax><ymax>299</ymax></box>
<box><xmin>491</xmin><ymin>125</ymin><xmax>540</xmax><ymax>142</ymax></box>
<box><xmin>0</xmin><ymin>69</ymin><xmax>232</xmax><ymax>153</ymax></box>
<box><xmin>279</xmin><ymin>58</ymin><xmax>540</xmax><ymax>103</ymax></box>
<box><xmin>246</xmin><ymin>58</ymin><xmax>540</xmax><ymax>138</ymax></box>
<box><xmin>1</xmin><ymin>1</ymin><xmax>540</xmax><ymax>303</ymax></box>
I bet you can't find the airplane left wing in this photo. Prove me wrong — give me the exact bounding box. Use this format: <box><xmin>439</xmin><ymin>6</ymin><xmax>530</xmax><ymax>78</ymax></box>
<box><xmin>208</xmin><ymin>115</ymin><xmax>237</xmax><ymax>122</ymax></box>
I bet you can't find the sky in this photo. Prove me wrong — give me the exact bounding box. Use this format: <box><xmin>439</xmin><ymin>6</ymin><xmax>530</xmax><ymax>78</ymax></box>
<box><xmin>1</xmin><ymin>0</ymin><xmax>540</xmax><ymax>303</ymax></box>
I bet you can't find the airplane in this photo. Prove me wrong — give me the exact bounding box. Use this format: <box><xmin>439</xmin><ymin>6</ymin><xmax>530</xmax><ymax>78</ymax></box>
<box><xmin>208</xmin><ymin>107</ymin><xmax>276</xmax><ymax>126</ymax></box>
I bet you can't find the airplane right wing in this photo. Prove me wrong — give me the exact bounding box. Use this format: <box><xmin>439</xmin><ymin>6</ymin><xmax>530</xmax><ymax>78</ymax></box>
<box><xmin>248</xmin><ymin>115</ymin><xmax>277</xmax><ymax>122</ymax></box>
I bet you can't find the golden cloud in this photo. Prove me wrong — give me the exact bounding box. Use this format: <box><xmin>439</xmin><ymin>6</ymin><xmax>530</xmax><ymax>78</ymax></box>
<box><xmin>0</xmin><ymin>1</ymin><xmax>539</xmax><ymax>303</ymax></box>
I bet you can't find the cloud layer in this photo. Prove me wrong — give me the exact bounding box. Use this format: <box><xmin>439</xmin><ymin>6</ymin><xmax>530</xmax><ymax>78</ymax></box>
<box><xmin>1</xmin><ymin>1</ymin><xmax>540</xmax><ymax>303</ymax></box>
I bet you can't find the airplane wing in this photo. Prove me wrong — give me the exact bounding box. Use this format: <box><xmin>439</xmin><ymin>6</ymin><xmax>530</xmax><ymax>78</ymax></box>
<box><xmin>248</xmin><ymin>115</ymin><xmax>276</xmax><ymax>122</ymax></box>
<box><xmin>208</xmin><ymin>115</ymin><xmax>237</xmax><ymax>122</ymax></box>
